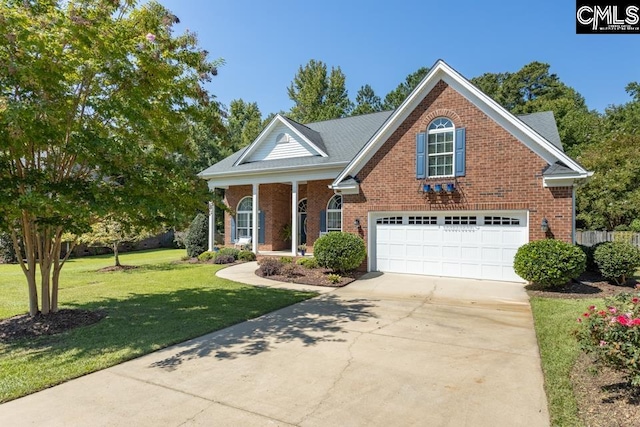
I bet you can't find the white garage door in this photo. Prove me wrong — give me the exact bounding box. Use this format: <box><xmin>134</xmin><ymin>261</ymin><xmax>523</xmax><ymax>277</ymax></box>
<box><xmin>374</xmin><ymin>212</ymin><xmax>528</xmax><ymax>282</ymax></box>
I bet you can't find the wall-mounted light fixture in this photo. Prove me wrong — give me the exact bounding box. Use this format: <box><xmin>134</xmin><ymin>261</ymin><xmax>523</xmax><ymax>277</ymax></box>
<box><xmin>354</xmin><ymin>218</ymin><xmax>360</xmax><ymax>228</ymax></box>
<box><xmin>541</xmin><ymin>218</ymin><xmax>549</xmax><ymax>233</ymax></box>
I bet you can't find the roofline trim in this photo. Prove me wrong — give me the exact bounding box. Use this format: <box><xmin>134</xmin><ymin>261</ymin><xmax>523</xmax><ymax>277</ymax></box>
<box><xmin>198</xmin><ymin>161</ymin><xmax>349</xmax><ymax>180</ymax></box>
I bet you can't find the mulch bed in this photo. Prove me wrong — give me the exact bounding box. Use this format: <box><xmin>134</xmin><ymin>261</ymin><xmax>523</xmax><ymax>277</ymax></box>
<box><xmin>527</xmin><ymin>271</ymin><xmax>640</xmax><ymax>425</ymax></box>
<box><xmin>526</xmin><ymin>271</ymin><xmax>638</xmax><ymax>299</ymax></box>
<box><xmin>97</xmin><ymin>265</ymin><xmax>139</xmax><ymax>272</ymax></box>
<box><xmin>0</xmin><ymin>309</ymin><xmax>106</xmax><ymax>344</ymax></box>
<box><xmin>255</xmin><ymin>264</ymin><xmax>365</xmax><ymax>287</ymax></box>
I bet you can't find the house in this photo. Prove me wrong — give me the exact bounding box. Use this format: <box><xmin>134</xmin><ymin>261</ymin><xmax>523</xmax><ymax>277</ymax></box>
<box><xmin>198</xmin><ymin>60</ymin><xmax>592</xmax><ymax>282</ymax></box>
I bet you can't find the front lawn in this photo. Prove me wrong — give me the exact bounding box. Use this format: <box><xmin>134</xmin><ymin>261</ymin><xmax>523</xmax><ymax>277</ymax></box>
<box><xmin>0</xmin><ymin>249</ymin><xmax>316</xmax><ymax>402</ymax></box>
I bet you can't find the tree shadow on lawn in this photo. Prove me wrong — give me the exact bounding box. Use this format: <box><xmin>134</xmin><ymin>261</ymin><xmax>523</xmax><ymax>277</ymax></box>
<box><xmin>148</xmin><ymin>294</ymin><xmax>378</xmax><ymax>371</ymax></box>
<box><xmin>1</xmin><ymin>285</ymin><xmax>377</xmax><ymax>374</ymax></box>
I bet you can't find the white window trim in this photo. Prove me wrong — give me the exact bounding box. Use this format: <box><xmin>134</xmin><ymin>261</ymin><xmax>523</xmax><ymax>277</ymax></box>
<box><xmin>326</xmin><ymin>195</ymin><xmax>343</xmax><ymax>232</ymax></box>
<box><xmin>236</xmin><ymin>196</ymin><xmax>253</xmax><ymax>239</ymax></box>
<box><xmin>427</xmin><ymin>117</ymin><xmax>455</xmax><ymax>178</ymax></box>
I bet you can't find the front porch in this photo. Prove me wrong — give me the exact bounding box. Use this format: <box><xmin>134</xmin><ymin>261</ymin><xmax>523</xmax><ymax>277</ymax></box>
<box><xmin>207</xmin><ymin>179</ymin><xmax>337</xmax><ymax>256</ymax></box>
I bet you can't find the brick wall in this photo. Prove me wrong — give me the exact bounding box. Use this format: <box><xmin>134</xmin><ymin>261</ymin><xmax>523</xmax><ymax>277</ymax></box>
<box><xmin>344</xmin><ymin>80</ymin><xmax>573</xmax><ymax>249</ymax></box>
<box><xmin>223</xmin><ymin>180</ymin><xmax>335</xmax><ymax>251</ymax></box>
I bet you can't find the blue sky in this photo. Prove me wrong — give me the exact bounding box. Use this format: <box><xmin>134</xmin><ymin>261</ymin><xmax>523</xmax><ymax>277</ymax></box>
<box><xmin>158</xmin><ymin>0</ymin><xmax>639</xmax><ymax>117</ymax></box>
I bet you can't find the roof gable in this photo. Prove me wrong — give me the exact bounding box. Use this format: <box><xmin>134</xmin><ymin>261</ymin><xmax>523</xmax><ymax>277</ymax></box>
<box><xmin>332</xmin><ymin>60</ymin><xmax>591</xmax><ymax>187</ymax></box>
<box><xmin>234</xmin><ymin>114</ymin><xmax>328</xmax><ymax>166</ymax></box>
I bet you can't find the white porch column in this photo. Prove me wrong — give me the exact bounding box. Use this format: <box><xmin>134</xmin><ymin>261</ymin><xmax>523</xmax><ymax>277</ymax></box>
<box><xmin>208</xmin><ymin>199</ymin><xmax>216</xmax><ymax>252</ymax></box>
<box><xmin>291</xmin><ymin>181</ymin><xmax>298</xmax><ymax>256</ymax></box>
<box><xmin>252</xmin><ymin>183</ymin><xmax>259</xmax><ymax>254</ymax></box>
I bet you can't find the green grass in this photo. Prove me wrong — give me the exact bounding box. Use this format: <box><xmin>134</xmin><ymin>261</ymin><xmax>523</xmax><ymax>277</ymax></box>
<box><xmin>530</xmin><ymin>296</ymin><xmax>600</xmax><ymax>427</ymax></box>
<box><xmin>0</xmin><ymin>249</ymin><xmax>316</xmax><ymax>402</ymax></box>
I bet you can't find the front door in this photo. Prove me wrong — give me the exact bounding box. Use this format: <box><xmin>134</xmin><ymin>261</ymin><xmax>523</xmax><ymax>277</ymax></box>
<box><xmin>298</xmin><ymin>213</ymin><xmax>307</xmax><ymax>244</ymax></box>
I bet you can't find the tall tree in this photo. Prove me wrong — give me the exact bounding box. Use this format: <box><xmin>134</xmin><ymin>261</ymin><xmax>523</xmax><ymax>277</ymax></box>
<box><xmin>577</xmin><ymin>133</ymin><xmax>640</xmax><ymax>230</ymax></box>
<box><xmin>352</xmin><ymin>84</ymin><xmax>383</xmax><ymax>116</ymax></box>
<box><xmin>471</xmin><ymin>62</ymin><xmax>600</xmax><ymax>156</ymax></box>
<box><xmin>226</xmin><ymin>99</ymin><xmax>262</xmax><ymax>152</ymax></box>
<box><xmin>0</xmin><ymin>0</ymin><xmax>222</xmax><ymax>315</ymax></box>
<box><xmin>287</xmin><ymin>60</ymin><xmax>352</xmax><ymax>123</ymax></box>
<box><xmin>383</xmin><ymin>66</ymin><xmax>429</xmax><ymax>110</ymax></box>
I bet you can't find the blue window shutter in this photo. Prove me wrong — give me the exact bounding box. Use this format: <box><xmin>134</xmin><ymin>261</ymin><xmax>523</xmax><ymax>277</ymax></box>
<box><xmin>258</xmin><ymin>211</ymin><xmax>265</xmax><ymax>244</ymax></box>
<box><xmin>320</xmin><ymin>210</ymin><xmax>326</xmax><ymax>233</ymax></box>
<box><xmin>455</xmin><ymin>128</ymin><xmax>466</xmax><ymax>177</ymax></box>
<box><xmin>231</xmin><ymin>216</ymin><xmax>236</xmax><ymax>242</ymax></box>
<box><xmin>416</xmin><ymin>132</ymin><xmax>426</xmax><ymax>179</ymax></box>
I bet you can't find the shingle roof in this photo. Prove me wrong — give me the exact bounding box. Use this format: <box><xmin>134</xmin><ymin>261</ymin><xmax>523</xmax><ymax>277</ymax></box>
<box><xmin>518</xmin><ymin>111</ymin><xmax>563</xmax><ymax>150</ymax></box>
<box><xmin>198</xmin><ymin>111</ymin><xmax>393</xmax><ymax>177</ymax></box>
<box><xmin>198</xmin><ymin>109</ymin><xmax>562</xmax><ymax>178</ymax></box>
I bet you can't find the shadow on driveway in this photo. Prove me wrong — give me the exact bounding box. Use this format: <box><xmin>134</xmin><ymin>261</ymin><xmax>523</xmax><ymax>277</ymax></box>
<box><xmin>149</xmin><ymin>294</ymin><xmax>378</xmax><ymax>370</ymax></box>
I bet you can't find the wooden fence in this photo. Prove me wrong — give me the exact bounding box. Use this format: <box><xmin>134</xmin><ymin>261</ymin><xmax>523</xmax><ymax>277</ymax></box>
<box><xmin>575</xmin><ymin>230</ymin><xmax>640</xmax><ymax>247</ymax></box>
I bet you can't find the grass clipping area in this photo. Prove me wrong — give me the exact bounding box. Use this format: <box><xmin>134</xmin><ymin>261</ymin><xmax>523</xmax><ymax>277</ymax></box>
<box><xmin>0</xmin><ymin>249</ymin><xmax>316</xmax><ymax>402</ymax></box>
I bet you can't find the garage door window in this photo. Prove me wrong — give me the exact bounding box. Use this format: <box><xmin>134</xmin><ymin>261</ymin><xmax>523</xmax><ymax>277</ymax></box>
<box><xmin>484</xmin><ymin>216</ymin><xmax>521</xmax><ymax>225</ymax></box>
<box><xmin>444</xmin><ymin>215</ymin><xmax>477</xmax><ymax>225</ymax></box>
<box><xmin>377</xmin><ymin>216</ymin><xmax>403</xmax><ymax>225</ymax></box>
<box><xmin>408</xmin><ymin>216</ymin><xmax>437</xmax><ymax>225</ymax></box>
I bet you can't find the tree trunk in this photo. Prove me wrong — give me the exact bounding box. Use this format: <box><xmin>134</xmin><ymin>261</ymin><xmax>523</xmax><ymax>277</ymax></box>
<box><xmin>37</xmin><ymin>230</ymin><xmax>52</xmax><ymax>315</ymax></box>
<box><xmin>114</xmin><ymin>243</ymin><xmax>120</xmax><ymax>267</ymax></box>
<box><xmin>13</xmin><ymin>217</ymin><xmax>40</xmax><ymax>316</ymax></box>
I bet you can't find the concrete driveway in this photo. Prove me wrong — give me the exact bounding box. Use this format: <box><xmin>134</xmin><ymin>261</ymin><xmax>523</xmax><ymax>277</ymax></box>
<box><xmin>0</xmin><ymin>273</ymin><xmax>549</xmax><ymax>426</ymax></box>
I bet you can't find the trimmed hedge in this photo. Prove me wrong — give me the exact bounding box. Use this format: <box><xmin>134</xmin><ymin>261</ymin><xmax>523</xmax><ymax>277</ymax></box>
<box><xmin>197</xmin><ymin>251</ymin><xmax>217</xmax><ymax>262</ymax></box>
<box><xmin>313</xmin><ymin>232</ymin><xmax>366</xmax><ymax>273</ymax></box>
<box><xmin>594</xmin><ymin>241</ymin><xmax>640</xmax><ymax>286</ymax></box>
<box><xmin>514</xmin><ymin>239</ymin><xmax>586</xmax><ymax>288</ymax></box>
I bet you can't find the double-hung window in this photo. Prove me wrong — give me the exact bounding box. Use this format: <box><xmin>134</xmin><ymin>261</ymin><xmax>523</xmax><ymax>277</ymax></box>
<box><xmin>326</xmin><ymin>195</ymin><xmax>342</xmax><ymax>232</ymax></box>
<box><xmin>416</xmin><ymin>117</ymin><xmax>465</xmax><ymax>179</ymax></box>
<box><xmin>427</xmin><ymin>118</ymin><xmax>455</xmax><ymax>177</ymax></box>
<box><xmin>236</xmin><ymin>197</ymin><xmax>253</xmax><ymax>238</ymax></box>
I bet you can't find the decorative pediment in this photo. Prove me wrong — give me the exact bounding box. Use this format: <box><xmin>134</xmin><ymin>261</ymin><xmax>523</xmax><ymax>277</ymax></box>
<box><xmin>234</xmin><ymin>115</ymin><xmax>327</xmax><ymax>165</ymax></box>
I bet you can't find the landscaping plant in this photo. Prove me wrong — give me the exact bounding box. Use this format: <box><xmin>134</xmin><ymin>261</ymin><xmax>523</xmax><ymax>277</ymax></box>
<box><xmin>238</xmin><ymin>250</ymin><xmax>256</xmax><ymax>261</ymax></box>
<box><xmin>576</xmin><ymin>293</ymin><xmax>640</xmax><ymax>386</ymax></box>
<box><xmin>185</xmin><ymin>214</ymin><xmax>209</xmax><ymax>258</ymax></box>
<box><xmin>594</xmin><ymin>241</ymin><xmax>640</xmax><ymax>286</ymax></box>
<box><xmin>513</xmin><ymin>239</ymin><xmax>586</xmax><ymax>288</ymax></box>
<box><xmin>217</xmin><ymin>247</ymin><xmax>240</xmax><ymax>260</ymax></box>
<box><xmin>259</xmin><ymin>257</ymin><xmax>282</xmax><ymax>276</ymax></box>
<box><xmin>297</xmin><ymin>257</ymin><xmax>319</xmax><ymax>269</ymax></box>
<box><xmin>213</xmin><ymin>255</ymin><xmax>235</xmax><ymax>264</ymax></box>
<box><xmin>197</xmin><ymin>251</ymin><xmax>217</xmax><ymax>262</ymax></box>
<box><xmin>313</xmin><ymin>232</ymin><xmax>366</xmax><ymax>273</ymax></box>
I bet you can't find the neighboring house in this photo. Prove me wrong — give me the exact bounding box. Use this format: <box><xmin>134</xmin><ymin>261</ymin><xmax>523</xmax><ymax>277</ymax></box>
<box><xmin>198</xmin><ymin>60</ymin><xmax>592</xmax><ymax>282</ymax></box>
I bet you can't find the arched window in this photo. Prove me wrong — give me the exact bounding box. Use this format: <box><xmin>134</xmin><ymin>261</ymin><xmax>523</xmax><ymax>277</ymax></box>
<box><xmin>326</xmin><ymin>195</ymin><xmax>342</xmax><ymax>232</ymax></box>
<box><xmin>427</xmin><ymin>118</ymin><xmax>455</xmax><ymax>177</ymax></box>
<box><xmin>276</xmin><ymin>132</ymin><xmax>289</xmax><ymax>144</ymax></box>
<box><xmin>236</xmin><ymin>197</ymin><xmax>253</xmax><ymax>238</ymax></box>
<box><xmin>298</xmin><ymin>198</ymin><xmax>307</xmax><ymax>213</ymax></box>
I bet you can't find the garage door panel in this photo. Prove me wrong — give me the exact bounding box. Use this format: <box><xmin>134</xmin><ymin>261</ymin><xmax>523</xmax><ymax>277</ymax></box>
<box><xmin>375</xmin><ymin>214</ymin><xmax>527</xmax><ymax>282</ymax></box>
<box><xmin>460</xmin><ymin>246</ymin><xmax>480</xmax><ymax>261</ymax></box>
<box><xmin>389</xmin><ymin>228</ymin><xmax>407</xmax><ymax>241</ymax></box>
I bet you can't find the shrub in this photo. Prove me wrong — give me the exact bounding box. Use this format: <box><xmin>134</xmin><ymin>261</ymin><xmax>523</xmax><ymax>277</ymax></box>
<box><xmin>238</xmin><ymin>250</ymin><xmax>256</xmax><ymax>261</ymax></box>
<box><xmin>614</xmin><ymin>224</ymin><xmax>631</xmax><ymax>232</ymax></box>
<box><xmin>197</xmin><ymin>251</ymin><xmax>217</xmax><ymax>262</ymax></box>
<box><xmin>214</xmin><ymin>254</ymin><xmax>235</xmax><ymax>264</ymax></box>
<box><xmin>0</xmin><ymin>233</ymin><xmax>17</xmax><ymax>264</ymax></box>
<box><xmin>327</xmin><ymin>273</ymin><xmax>341</xmax><ymax>284</ymax></box>
<box><xmin>217</xmin><ymin>247</ymin><xmax>240</xmax><ymax>260</ymax></box>
<box><xmin>594</xmin><ymin>241</ymin><xmax>640</xmax><ymax>286</ymax></box>
<box><xmin>313</xmin><ymin>232</ymin><xmax>366</xmax><ymax>273</ymax></box>
<box><xmin>577</xmin><ymin>243</ymin><xmax>604</xmax><ymax>272</ymax></box>
<box><xmin>297</xmin><ymin>257</ymin><xmax>319</xmax><ymax>269</ymax></box>
<box><xmin>630</xmin><ymin>219</ymin><xmax>640</xmax><ymax>233</ymax></box>
<box><xmin>259</xmin><ymin>257</ymin><xmax>282</xmax><ymax>276</ymax></box>
<box><xmin>576</xmin><ymin>293</ymin><xmax>640</xmax><ymax>386</ymax></box>
<box><xmin>279</xmin><ymin>256</ymin><xmax>293</xmax><ymax>264</ymax></box>
<box><xmin>513</xmin><ymin>239</ymin><xmax>586</xmax><ymax>288</ymax></box>
<box><xmin>281</xmin><ymin>263</ymin><xmax>298</xmax><ymax>278</ymax></box>
<box><xmin>184</xmin><ymin>213</ymin><xmax>208</xmax><ymax>258</ymax></box>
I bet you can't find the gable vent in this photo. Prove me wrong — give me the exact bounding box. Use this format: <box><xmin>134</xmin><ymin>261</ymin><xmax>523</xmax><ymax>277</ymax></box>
<box><xmin>276</xmin><ymin>133</ymin><xmax>289</xmax><ymax>144</ymax></box>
